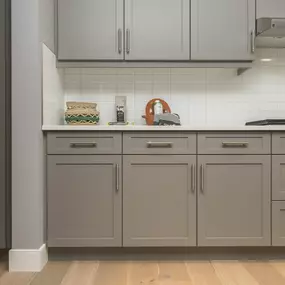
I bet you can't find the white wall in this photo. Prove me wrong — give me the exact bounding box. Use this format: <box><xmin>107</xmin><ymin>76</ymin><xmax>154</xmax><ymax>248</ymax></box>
<box><xmin>43</xmin><ymin>44</ymin><xmax>64</xmax><ymax>125</ymax></box>
<box><xmin>58</xmin><ymin>49</ymin><xmax>285</xmax><ymax>126</ymax></box>
<box><xmin>12</xmin><ymin>0</ymin><xmax>44</xmax><ymax>249</ymax></box>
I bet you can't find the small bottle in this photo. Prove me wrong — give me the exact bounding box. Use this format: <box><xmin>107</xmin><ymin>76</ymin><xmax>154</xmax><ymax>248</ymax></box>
<box><xmin>153</xmin><ymin>100</ymin><xmax>163</xmax><ymax>115</ymax></box>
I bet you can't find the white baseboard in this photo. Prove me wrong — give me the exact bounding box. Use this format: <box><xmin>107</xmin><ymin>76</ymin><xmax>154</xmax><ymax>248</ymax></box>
<box><xmin>9</xmin><ymin>244</ymin><xmax>48</xmax><ymax>272</ymax></box>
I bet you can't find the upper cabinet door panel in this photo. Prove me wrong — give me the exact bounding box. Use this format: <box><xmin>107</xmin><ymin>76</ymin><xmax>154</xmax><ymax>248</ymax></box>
<box><xmin>125</xmin><ymin>0</ymin><xmax>190</xmax><ymax>60</ymax></box>
<box><xmin>191</xmin><ymin>0</ymin><xmax>255</xmax><ymax>61</ymax></box>
<box><xmin>58</xmin><ymin>0</ymin><xmax>124</xmax><ymax>60</ymax></box>
<box><xmin>257</xmin><ymin>0</ymin><xmax>285</xmax><ymax>18</ymax></box>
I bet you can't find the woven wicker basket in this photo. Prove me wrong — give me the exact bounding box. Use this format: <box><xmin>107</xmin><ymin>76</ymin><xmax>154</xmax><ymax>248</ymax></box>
<box><xmin>66</xmin><ymin>101</ymin><xmax>97</xmax><ymax>110</ymax></box>
<box><xmin>65</xmin><ymin>102</ymin><xmax>100</xmax><ymax>125</ymax></box>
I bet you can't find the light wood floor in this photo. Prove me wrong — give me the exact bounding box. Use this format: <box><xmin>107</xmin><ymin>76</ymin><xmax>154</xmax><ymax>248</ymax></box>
<box><xmin>1</xmin><ymin>260</ymin><xmax>285</xmax><ymax>285</ymax></box>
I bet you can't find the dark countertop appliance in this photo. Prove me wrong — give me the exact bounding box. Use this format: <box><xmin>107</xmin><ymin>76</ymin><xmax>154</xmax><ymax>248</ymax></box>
<box><xmin>246</xmin><ymin>119</ymin><xmax>285</xmax><ymax>126</ymax></box>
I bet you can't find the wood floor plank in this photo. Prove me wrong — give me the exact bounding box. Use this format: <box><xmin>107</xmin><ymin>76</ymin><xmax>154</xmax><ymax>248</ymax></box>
<box><xmin>212</xmin><ymin>261</ymin><xmax>260</xmax><ymax>285</ymax></box>
<box><xmin>186</xmin><ymin>261</ymin><xmax>222</xmax><ymax>285</ymax></box>
<box><xmin>92</xmin><ymin>262</ymin><xmax>128</xmax><ymax>285</ymax></box>
<box><xmin>128</xmin><ymin>261</ymin><xmax>159</xmax><ymax>285</ymax></box>
<box><xmin>158</xmin><ymin>262</ymin><xmax>192</xmax><ymax>285</ymax></box>
<box><xmin>270</xmin><ymin>261</ymin><xmax>285</xmax><ymax>278</ymax></box>
<box><xmin>29</xmin><ymin>261</ymin><xmax>71</xmax><ymax>285</ymax></box>
<box><xmin>0</xmin><ymin>272</ymin><xmax>35</xmax><ymax>285</ymax></box>
<box><xmin>243</xmin><ymin>261</ymin><xmax>285</xmax><ymax>285</ymax></box>
<box><xmin>60</xmin><ymin>261</ymin><xmax>98</xmax><ymax>285</ymax></box>
<box><xmin>0</xmin><ymin>261</ymin><xmax>8</xmax><ymax>279</ymax></box>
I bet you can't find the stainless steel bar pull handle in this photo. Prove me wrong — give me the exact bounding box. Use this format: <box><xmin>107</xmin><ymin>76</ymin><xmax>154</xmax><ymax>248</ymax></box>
<box><xmin>222</xmin><ymin>142</ymin><xmax>249</xmax><ymax>148</ymax></box>
<box><xmin>70</xmin><ymin>142</ymin><xmax>97</xmax><ymax>148</ymax></box>
<box><xmin>118</xmin><ymin>29</ymin><xmax>122</xmax><ymax>54</ymax></box>
<box><xmin>251</xmin><ymin>30</ymin><xmax>255</xmax><ymax>54</ymax></box>
<box><xmin>126</xmin><ymin>29</ymin><xmax>130</xmax><ymax>54</ymax></box>
<box><xmin>200</xmin><ymin>165</ymin><xmax>204</xmax><ymax>193</ymax></box>
<box><xmin>115</xmin><ymin>164</ymin><xmax>119</xmax><ymax>192</ymax></box>
<box><xmin>191</xmin><ymin>164</ymin><xmax>196</xmax><ymax>193</ymax></box>
<box><xmin>147</xmin><ymin>142</ymin><xmax>173</xmax><ymax>148</ymax></box>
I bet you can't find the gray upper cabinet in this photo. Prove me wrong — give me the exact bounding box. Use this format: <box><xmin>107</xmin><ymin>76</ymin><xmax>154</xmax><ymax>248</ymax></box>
<box><xmin>198</xmin><ymin>155</ymin><xmax>271</xmax><ymax>246</ymax></box>
<box><xmin>191</xmin><ymin>0</ymin><xmax>256</xmax><ymax>60</ymax></box>
<box><xmin>125</xmin><ymin>0</ymin><xmax>190</xmax><ymax>60</ymax></box>
<box><xmin>47</xmin><ymin>155</ymin><xmax>122</xmax><ymax>247</ymax></box>
<box><xmin>123</xmin><ymin>155</ymin><xmax>196</xmax><ymax>247</ymax></box>
<box><xmin>57</xmin><ymin>0</ymin><xmax>124</xmax><ymax>60</ymax></box>
<box><xmin>257</xmin><ymin>0</ymin><xmax>285</xmax><ymax>18</ymax></box>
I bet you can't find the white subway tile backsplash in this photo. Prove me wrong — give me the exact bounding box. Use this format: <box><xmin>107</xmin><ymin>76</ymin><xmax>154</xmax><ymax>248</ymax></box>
<box><xmin>134</xmin><ymin>73</ymin><xmax>153</xmax><ymax>84</ymax></box>
<box><xmin>207</xmin><ymin>68</ymin><xmax>243</xmax><ymax>84</ymax></box>
<box><xmin>242</xmin><ymin>67</ymin><xmax>285</xmax><ymax>85</ymax></box>
<box><xmin>59</xmin><ymin>49</ymin><xmax>285</xmax><ymax>125</ymax></box>
<box><xmin>64</xmin><ymin>68</ymin><xmax>81</xmax><ymax>75</ymax></box>
<box><xmin>171</xmin><ymin>72</ymin><xmax>206</xmax><ymax>84</ymax></box>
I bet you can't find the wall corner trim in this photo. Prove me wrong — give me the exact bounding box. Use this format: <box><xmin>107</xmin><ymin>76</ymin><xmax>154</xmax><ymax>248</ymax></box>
<box><xmin>8</xmin><ymin>244</ymin><xmax>48</xmax><ymax>272</ymax></box>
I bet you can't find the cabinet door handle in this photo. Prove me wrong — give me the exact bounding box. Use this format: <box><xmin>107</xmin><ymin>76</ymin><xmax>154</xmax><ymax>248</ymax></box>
<box><xmin>200</xmin><ymin>165</ymin><xmax>204</xmax><ymax>193</ymax></box>
<box><xmin>126</xmin><ymin>29</ymin><xmax>130</xmax><ymax>54</ymax></box>
<box><xmin>115</xmin><ymin>164</ymin><xmax>119</xmax><ymax>192</ymax></box>
<box><xmin>147</xmin><ymin>142</ymin><xmax>173</xmax><ymax>148</ymax></box>
<box><xmin>118</xmin><ymin>29</ymin><xmax>122</xmax><ymax>54</ymax></box>
<box><xmin>191</xmin><ymin>164</ymin><xmax>196</xmax><ymax>193</ymax></box>
<box><xmin>251</xmin><ymin>30</ymin><xmax>255</xmax><ymax>54</ymax></box>
<box><xmin>222</xmin><ymin>142</ymin><xmax>249</xmax><ymax>148</ymax></box>
<box><xmin>280</xmin><ymin>209</ymin><xmax>285</xmax><ymax>212</ymax></box>
<box><xmin>70</xmin><ymin>142</ymin><xmax>97</xmax><ymax>148</ymax></box>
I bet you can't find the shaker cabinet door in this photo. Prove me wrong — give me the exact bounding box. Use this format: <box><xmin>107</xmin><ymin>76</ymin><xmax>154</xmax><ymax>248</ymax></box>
<box><xmin>198</xmin><ymin>155</ymin><xmax>270</xmax><ymax>246</ymax></box>
<box><xmin>272</xmin><ymin>156</ymin><xmax>285</xmax><ymax>201</ymax></box>
<box><xmin>191</xmin><ymin>0</ymin><xmax>255</xmax><ymax>60</ymax></box>
<box><xmin>123</xmin><ymin>155</ymin><xmax>196</xmax><ymax>247</ymax></box>
<box><xmin>272</xmin><ymin>202</ymin><xmax>285</xmax><ymax>246</ymax></box>
<box><xmin>58</xmin><ymin>0</ymin><xmax>124</xmax><ymax>60</ymax></box>
<box><xmin>47</xmin><ymin>155</ymin><xmax>122</xmax><ymax>247</ymax></box>
<box><xmin>125</xmin><ymin>0</ymin><xmax>190</xmax><ymax>60</ymax></box>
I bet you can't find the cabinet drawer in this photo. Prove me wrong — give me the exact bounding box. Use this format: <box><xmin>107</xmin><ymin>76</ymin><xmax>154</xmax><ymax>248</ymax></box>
<box><xmin>123</xmin><ymin>132</ymin><xmax>196</xmax><ymax>154</ymax></box>
<box><xmin>198</xmin><ymin>133</ymin><xmax>270</xmax><ymax>154</ymax></box>
<box><xmin>272</xmin><ymin>202</ymin><xmax>285</xmax><ymax>246</ymax></box>
<box><xmin>272</xmin><ymin>133</ymin><xmax>285</xmax><ymax>154</ymax></box>
<box><xmin>47</xmin><ymin>132</ymin><xmax>122</xmax><ymax>154</ymax></box>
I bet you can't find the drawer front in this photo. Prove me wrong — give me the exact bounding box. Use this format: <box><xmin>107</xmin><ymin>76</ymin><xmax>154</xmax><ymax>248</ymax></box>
<box><xmin>272</xmin><ymin>202</ymin><xmax>285</xmax><ymax>246</ymax></box>
<box><xmin>198</xmin><ymin>133</ymin><xmax>270</xmax><ymax>155</ymax></box>
<box><xmin>272</xmin><ymin>133</ymin><xmax>285</xmax><ymax>154</ymax></box>
<box><xmin>123</xmin><ymin>133</ymin><xmax>196</xmax><ymax>154</ymax></box>
<box><xmin>47</xmin><ymin>132</ymin><xmax>122</xmax><ymax>154</ymax></box>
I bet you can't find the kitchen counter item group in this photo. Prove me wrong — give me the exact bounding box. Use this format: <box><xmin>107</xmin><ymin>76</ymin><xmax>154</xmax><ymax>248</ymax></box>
<box><xmin>65</xmin><ymin>102</ymin><xmax>100</xmax><ymax>125</ymax></box>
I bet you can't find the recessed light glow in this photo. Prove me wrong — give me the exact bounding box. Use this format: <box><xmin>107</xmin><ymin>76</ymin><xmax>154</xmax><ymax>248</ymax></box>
<box><xmin>260</xmin><ymin>58</ymin><xmax>273</xmax><ymax>62</ymax></box>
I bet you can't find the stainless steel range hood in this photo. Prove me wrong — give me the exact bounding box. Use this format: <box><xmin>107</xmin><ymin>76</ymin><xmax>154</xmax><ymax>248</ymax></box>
<box><xmin>256</xmin><ymin>18</ymin><xmax>285</xmax><ymax>48</ymax></box>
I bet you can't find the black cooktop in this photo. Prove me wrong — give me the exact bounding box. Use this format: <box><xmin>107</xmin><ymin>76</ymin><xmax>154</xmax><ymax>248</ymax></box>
<box><xmin>246</xmin><ymin>119</ymin><xmax>285</xmax><ymax>126</ymax></box>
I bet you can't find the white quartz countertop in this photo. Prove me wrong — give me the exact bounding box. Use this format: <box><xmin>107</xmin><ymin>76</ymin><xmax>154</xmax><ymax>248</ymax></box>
<box><xmin>42</xmin><ymin>124</ymin><xmax>285</xmax><ymax>132</ymax></box>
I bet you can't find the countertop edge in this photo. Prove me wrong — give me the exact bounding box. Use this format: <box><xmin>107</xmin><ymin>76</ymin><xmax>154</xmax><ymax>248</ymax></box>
<box><xmin>42</xmin><ymin>125</ymin><xmax>285</xmax><ymax>132</ymax></box>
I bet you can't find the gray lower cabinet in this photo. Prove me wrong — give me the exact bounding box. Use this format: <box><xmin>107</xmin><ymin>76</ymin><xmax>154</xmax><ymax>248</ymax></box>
<box><xmin>272</xmin><ymin>156</ymin><xmax>285</xmax><ymax>201</ymax></box>
<box><xmin>191</xmin><ymin>0</ymin><xmax>255</xmax><ymax>60</ymax></box>
<box><xmin>47</xmin><ymin>155</ymin><xmax>122</xmax><ymax>247</ymax></box>
<box><xmin>123</xmin><ymin>155</ymin><xmax>196</xmax><ymax>247</ymax></box>
<box><xmin>198</xmin><ymin>155</ymin><xmax>271</xmax><ymax>246</ymax></box>
<box><xmin>272</xmin><ymin>202</ymin><xmax>285</xmax><ymax>246</ymax></box>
